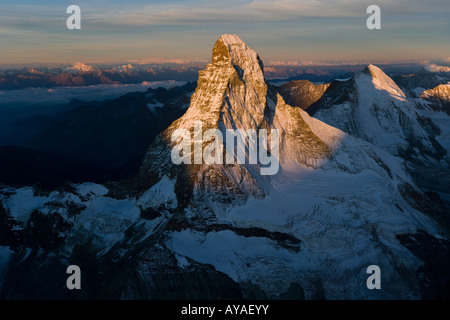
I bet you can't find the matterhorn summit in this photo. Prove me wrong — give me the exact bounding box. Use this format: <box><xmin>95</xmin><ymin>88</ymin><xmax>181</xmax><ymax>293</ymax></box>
<box><xmin>139</xmin><ymin>34</ymin><xmax>346</xmax><ymax>206</ymax></box>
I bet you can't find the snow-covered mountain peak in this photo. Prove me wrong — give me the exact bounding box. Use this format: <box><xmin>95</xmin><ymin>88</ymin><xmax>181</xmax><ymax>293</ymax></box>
<box><xmin>214</xmin><ymin>34</ymin><xmax>265</xmax><ymax>84</ymax></box>
<box><xmin>419</xmin><ymin>83</ymin><xmax>450</xmax><ymax>114</ymax></box>
<box><xmin>168</xmin><ymin>34</ymin><xmax>267</xmax><ymax>132</ymax></box>
<box><xmin>420</xmin><ymin>83</ymin><xmax>450</xmax><ymax>101</ymax></box>
<box><xmin>115</xmin><ymin>64</ymin><xmax>135</xmax><ymax>73</ymax></box>
<box><xmin>66</xmin><ymin>62</ymin><xmax>96</xmax><ymax>73</ymax></box>
<box><xmin>309</xmin><ymin>64</ymin><xmax>445</xmax><ymax>165</ymax></box>
<box><xmin>139</xmin><ymin>35</ymin><xmax>344</xmax><ymax>203</ymax></box>
<box><xmin>360</xmin><ymin>64</ymin><xmax>406</xmax><ymax>100</ymax></box>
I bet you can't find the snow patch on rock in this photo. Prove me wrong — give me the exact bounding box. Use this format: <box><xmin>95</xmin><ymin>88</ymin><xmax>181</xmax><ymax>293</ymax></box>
<box><xmin>138</xmin><ymin>175</ymin><xmax>178</xmax><ymax>210</ymax></box>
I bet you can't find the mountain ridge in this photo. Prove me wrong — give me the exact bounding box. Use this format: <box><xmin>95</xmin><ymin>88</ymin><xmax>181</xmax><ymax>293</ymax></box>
<box><xmin>309</xmin><ymin>64</ymin><xmax>446</xmax><ymax>165</ymax></box>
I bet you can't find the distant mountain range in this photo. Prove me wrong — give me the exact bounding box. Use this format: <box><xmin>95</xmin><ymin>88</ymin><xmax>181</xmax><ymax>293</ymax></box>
<box><xmin>0</xmin><ymin>63</ymin><xmax>201</xmax><ymax>89</ymax></box>
<box><xmin>4</xmin><ymin>61</ymin><xmax>446</xmax><ymax>91</ymax></box>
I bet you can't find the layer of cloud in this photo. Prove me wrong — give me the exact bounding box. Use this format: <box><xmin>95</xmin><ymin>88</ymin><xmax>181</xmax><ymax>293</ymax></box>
<box><xmin>0</xmin><ymin>81</ymin><xmax>186</xmax><ymax>109</ymax></box>
<box><xmin>1</xmin><ymin>1</ymin><xmax>448</xmax><ymax>65</ymax></box>
<box><xmin>249</xmin><ymin>0</ymin><xmax>450</xmax><ymax>17</ymax></box>
<box><xmin>85</xmin><ymin>0</ymin><xmax>450</xmax><ymax>27</ymax></box>
<box><xmin>248</xmin><ymin>0</ymin><xmax>364</xmax><ymax>18</ymax></box>
<box><xmin>436</xmin><ymin>58</ymin><xmax>450</xmax><ymax>67</ymax></box>
<box><xmin>1</xmin><ymin>1</ymin><xmax>449</xmax><ymax>31</ymax></box>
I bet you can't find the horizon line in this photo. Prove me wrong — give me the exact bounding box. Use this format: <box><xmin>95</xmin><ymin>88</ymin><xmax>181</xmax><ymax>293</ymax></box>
<box><xmin>0</xmin><ymin>59</ymin><xmax>439</xmax><ymax>69</ymax></box>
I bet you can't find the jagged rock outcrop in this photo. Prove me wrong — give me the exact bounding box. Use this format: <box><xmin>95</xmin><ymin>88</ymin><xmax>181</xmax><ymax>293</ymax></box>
<box><xmin>420</xmin><ymin>84</ymin><xmax>450</xmax><ymax>115</ymax></box>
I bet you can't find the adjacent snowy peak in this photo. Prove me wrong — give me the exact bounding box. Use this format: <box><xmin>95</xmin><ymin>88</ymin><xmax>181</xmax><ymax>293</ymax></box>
<box><xmin>362</xmin><ymin>64</ymin><xmax>406</xmax><ymax>100</ymax></box>
<box><xmin>309</xmin><ymin>64</ymin><xmax>445</xmax><ymax>164</ymax></box>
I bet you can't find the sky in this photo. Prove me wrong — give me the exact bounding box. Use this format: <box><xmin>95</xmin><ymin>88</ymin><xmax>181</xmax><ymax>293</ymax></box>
<box><xmin>0</xmin><ymin>0</ymin><xmax>449</xmax><ymax>65</ymax></box>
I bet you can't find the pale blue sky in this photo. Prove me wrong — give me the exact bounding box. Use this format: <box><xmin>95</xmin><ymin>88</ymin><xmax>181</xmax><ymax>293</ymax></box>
<box><xmin>0</xmin><ymin>0</ymin><xmax>449</xmax><ymax>65</ymax></box>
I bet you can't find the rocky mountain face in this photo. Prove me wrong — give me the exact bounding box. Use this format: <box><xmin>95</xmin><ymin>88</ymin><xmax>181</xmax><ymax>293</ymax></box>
<box><xmin>277</xmin><ymin>80</ymin><xmax>330</xmax><ymax>110</ymax></box>
<box><xmin>139</xmin><ymin>35</ymin><xmax>341</xmax><ymax>207</ymax></box>
<box><xmin>420</xmin><ymin>84</ymin><xmax>450</xmax><ymax>115</ymax></box>
<box><xmin>0</xmin><ymin>35</ymin><xmax>449</xmax><ymax>300</ymax></box>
